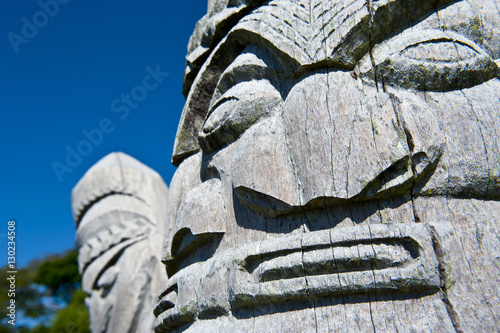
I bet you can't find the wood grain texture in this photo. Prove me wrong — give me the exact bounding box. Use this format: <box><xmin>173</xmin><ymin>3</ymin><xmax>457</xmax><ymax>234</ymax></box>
<box><xmin>158</xmin><ymin>1</ymin><xmax>500</xmax><ymax>332</ymax></box>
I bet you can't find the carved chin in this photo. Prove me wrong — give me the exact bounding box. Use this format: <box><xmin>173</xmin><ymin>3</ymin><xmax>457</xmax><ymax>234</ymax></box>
<box><xmin>155</xmin><ymin>223</ymin><xmax>440</xmax><ymax>331</ymax></box>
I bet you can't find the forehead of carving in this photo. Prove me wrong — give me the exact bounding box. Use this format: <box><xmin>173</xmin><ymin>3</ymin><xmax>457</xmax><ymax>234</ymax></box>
<box><xmin>173</xmin><ymin>0</ymin><xmax>474</xmax><ymax>165</ymax></box>
<box><xmin>233</xmin><ymin>0</ymin><xmax>466</xmax><ymax>68</ymax></box>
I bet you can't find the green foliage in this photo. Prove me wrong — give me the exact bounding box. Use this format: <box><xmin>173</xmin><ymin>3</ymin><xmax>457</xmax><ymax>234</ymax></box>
<box><xmin>0</xmin><ymin>324</ymin><xmax>15</xmax><ymax>333</ymax></box>
<box><xmin>50</xmin><ymin>289</ymin><xmax>90</xmax><ymax>333</ymax></box>
<box><xmin>0</xmin><ymin>262</ymin><xmax>47</xmax><ymax>318</ymax></box>
<box><xmin>29</xmin><ymin>326</ymin><xmax>50</xmax><ymax>333</ymax></box>
<box><xmin>34</xmin><ymin>250</ymin><xmax>80</xmax><ymax>303</ymax></box>
<box><xmin>0</xmin><ymin>249</ymin><xmax>90</xmax><ymax>333</ymax></box>
<box><xmin>0</xmin><ymin>324</ymin><xmax>50</xmax><ymax>333</ymax></box>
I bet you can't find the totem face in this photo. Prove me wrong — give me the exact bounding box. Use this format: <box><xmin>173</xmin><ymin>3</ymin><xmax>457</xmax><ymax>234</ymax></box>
<box><xmin>71</xmin><ymin>153</ymin><xmax>168</xmax><ymax>333</ymax></box>
<box><xmin>156</xmin><ymin>1</ymin><xmax>500</xmax><ymax>331</ymax></box>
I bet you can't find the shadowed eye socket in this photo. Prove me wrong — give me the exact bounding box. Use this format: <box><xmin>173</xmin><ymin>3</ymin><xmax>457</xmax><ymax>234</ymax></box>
<box><xmin>198</xmin><ymin>45</ymin><xmax>283</xmax><ymax>153</ymax></box>
<box><xmin>358</xmin><ymin>29</ymin><xmax>498</xmax><ymax>91</ymax></box>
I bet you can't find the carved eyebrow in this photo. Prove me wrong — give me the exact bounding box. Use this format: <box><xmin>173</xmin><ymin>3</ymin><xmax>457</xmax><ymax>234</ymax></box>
<box><xmin>182</xmin><ymin>1</ymin><xmax>269</xmax><ymax>97</ymax></box>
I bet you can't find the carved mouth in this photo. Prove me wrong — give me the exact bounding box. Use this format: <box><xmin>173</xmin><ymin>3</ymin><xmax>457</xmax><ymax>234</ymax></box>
<box><xmin>245</xmin><ymin>240</ymin><xmax>416</xmax><ymax>282</ymax></box>
<box><xmin>154</xmin><ymin>284</ymin><xmax>196</xmax><ymax>332</ymax></box>
<box><xmin>154</xmin><ymin>223</ymin><xmax>440</xmax><ymax>331</ymax></box>
<box><xmin>231</xmin><ymin>223</ymin><xmax>440</xmax><ymax>308</ymax></box>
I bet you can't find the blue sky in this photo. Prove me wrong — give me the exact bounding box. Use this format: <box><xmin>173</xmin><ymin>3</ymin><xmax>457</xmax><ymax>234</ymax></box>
<box><xmin>0</xmin><ymin>0</ymin><xmax>207</xmax><ymax>268</ymax></box>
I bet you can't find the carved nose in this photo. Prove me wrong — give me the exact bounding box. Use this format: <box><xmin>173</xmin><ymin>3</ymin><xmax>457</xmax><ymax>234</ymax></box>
<box><xmin>231</xmin><ymin>72</ymin><xmax>443</xmax><ymax>218</ymax></box>
<box><xmin>234</xmin><ymin>147</ymin><xmax>442</xmax><ymax>218</ymax></box>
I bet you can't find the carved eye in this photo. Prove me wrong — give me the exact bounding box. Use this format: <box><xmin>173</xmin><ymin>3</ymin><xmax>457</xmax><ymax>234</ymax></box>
<box><xmin>96</xmin><ymin>266</ymin><xmax>118</xmax><ymax>297</ymax></box>
<box><xmin>358</xmin><ymin>29</ymin><xmax>498</xmax><ymax>91</ymax></box>
<box><xmin>198</xmin><ymin>45</ymin><xmax>283</xmax><ymax>153</ymax></box>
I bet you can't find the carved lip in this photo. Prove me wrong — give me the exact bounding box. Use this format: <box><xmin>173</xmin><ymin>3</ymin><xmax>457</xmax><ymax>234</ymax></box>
<box><xmin>232</xmin><ymin>223</ymin><xmax>441</xmax><ymax>308</ymax></box>
<box><xmin>154</xmin><ymin>284</ymin><xmax>196</xmax><ymax>332</ymax></box>
<box><xmin>245</xmin><ymin>241</ymin><xmax>415</xmax><ymax>283</ymax></box>
<box><xmin>154</xmin><ymin>224</ymin><xmax>440</xmax><ymax>330</ymax></box>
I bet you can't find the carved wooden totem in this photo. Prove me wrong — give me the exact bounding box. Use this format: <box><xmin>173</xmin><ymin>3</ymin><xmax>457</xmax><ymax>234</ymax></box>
<box><xmin>155</xmin><ymin>0</ymin><xmax>500</xmax><ymax>332</ymax></box>
<box><xmin>72</xmin><ymin>152</ymin><xmax>168</xmax><ymax>332</ymax></box>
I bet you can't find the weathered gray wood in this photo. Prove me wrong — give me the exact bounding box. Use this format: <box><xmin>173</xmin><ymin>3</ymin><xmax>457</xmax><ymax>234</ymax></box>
<box><xmin>71</xmin><ymin>152</ymin><xmax>168</xmax><ymax>333</ymax></box>
<box><xmin>418</xmin><ymin>197</ymin><xmax>500</xmax><ymax>332</ymax></box>
<box><xmin>158</xmin><ymin>0</ymin><xmax>500</xmax><ymax>332</ymax></box>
